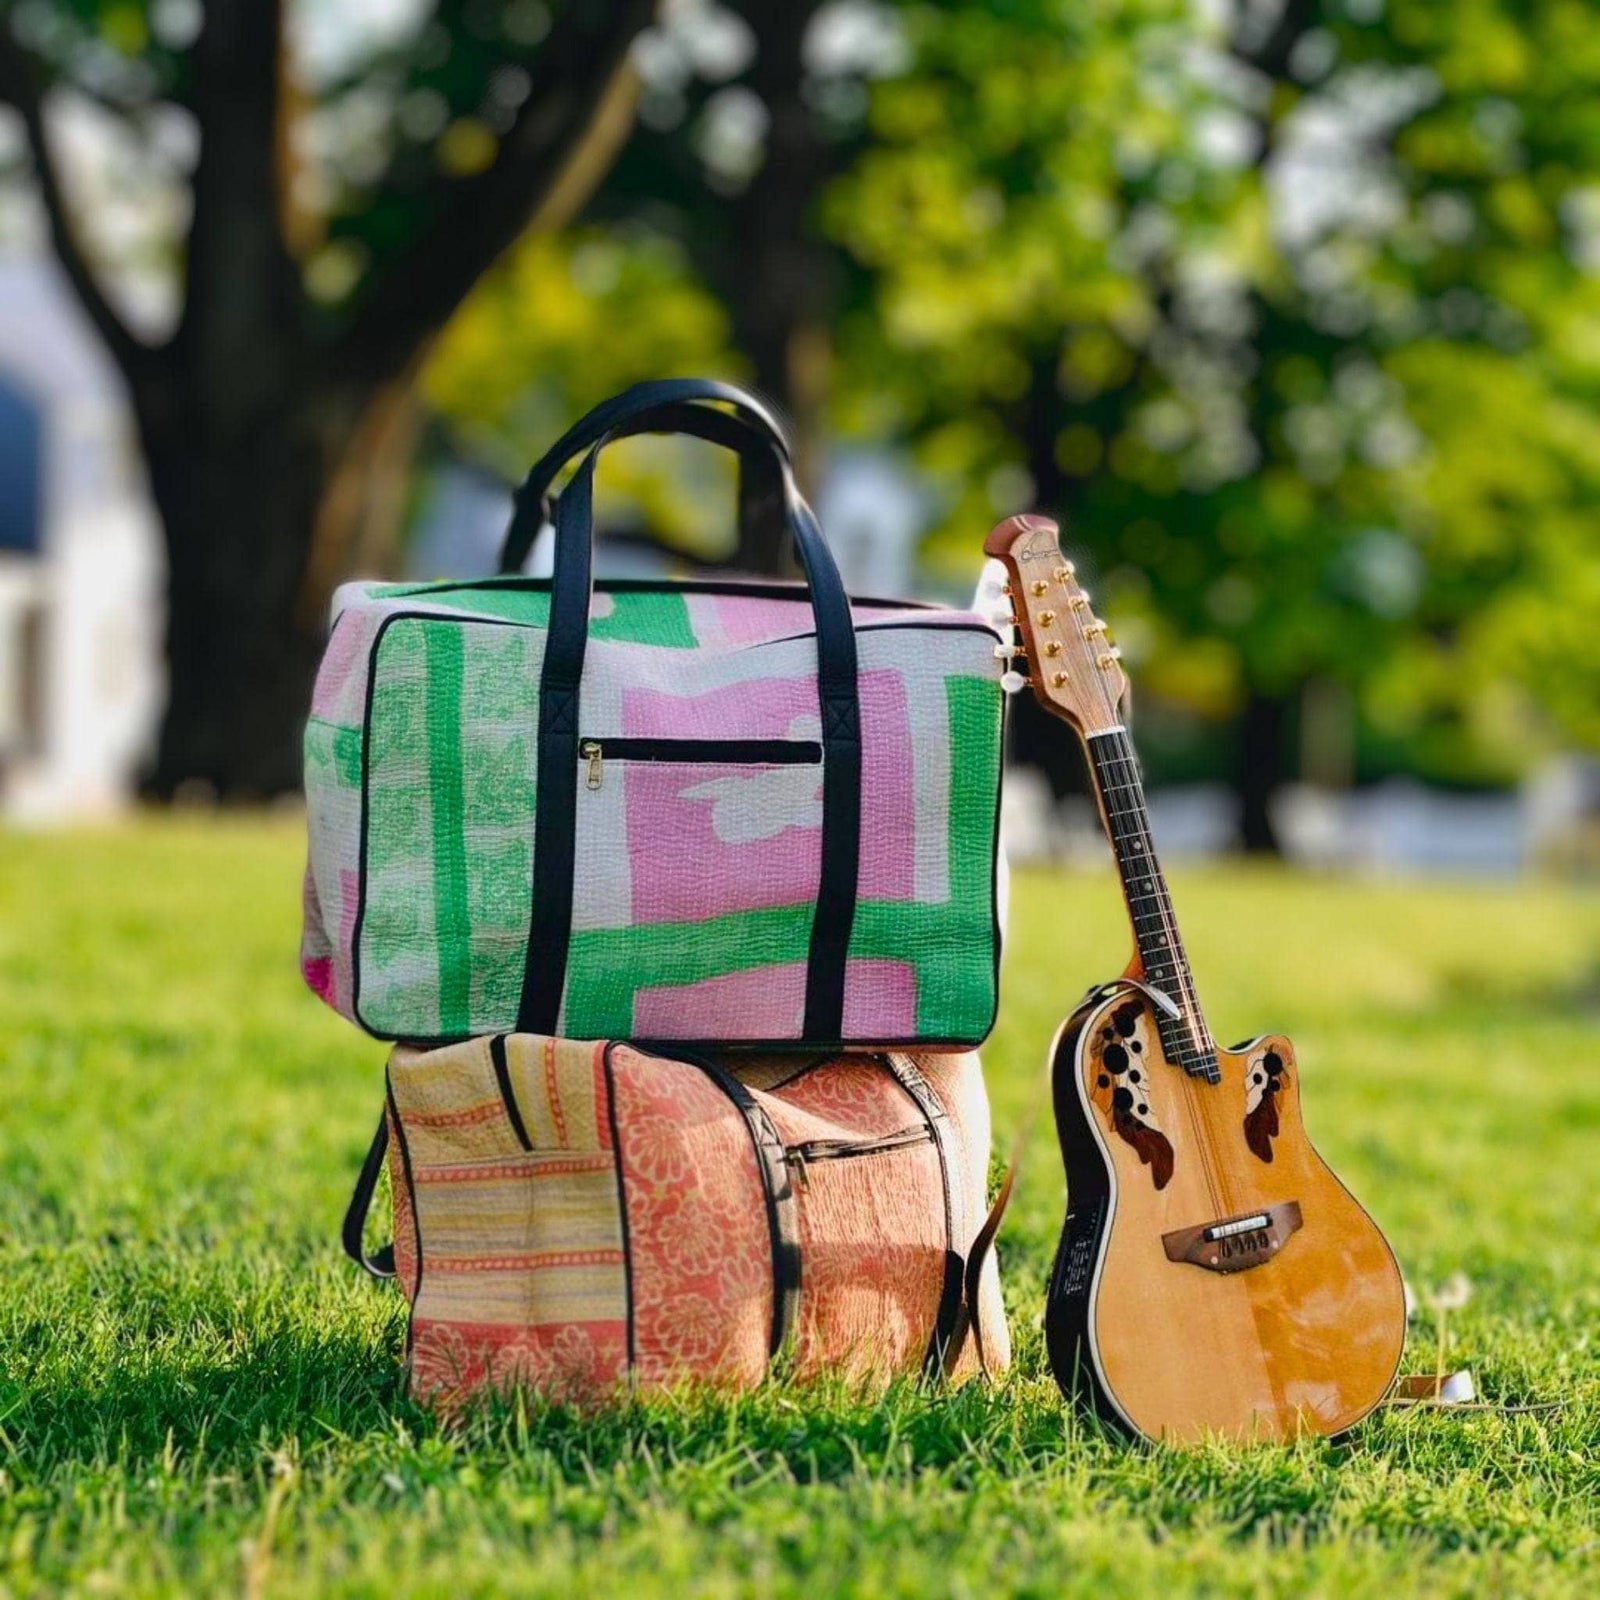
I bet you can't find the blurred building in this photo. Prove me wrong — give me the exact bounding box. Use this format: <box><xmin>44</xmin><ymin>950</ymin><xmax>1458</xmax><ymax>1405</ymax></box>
<box><xmin>0</xmin><ymin>257</ymin><xmax>162</xmax><ymax>820</ymax></box>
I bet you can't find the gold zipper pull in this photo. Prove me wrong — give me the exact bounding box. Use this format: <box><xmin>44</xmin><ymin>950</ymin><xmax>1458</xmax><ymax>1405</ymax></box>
<box><xmin>581</xmin><ymin>741</ymin><xmax>603</xmax><ymax>790</ymax></box>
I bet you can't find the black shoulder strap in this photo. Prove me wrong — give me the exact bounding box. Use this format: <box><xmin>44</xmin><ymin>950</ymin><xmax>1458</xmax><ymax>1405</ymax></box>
<box><xmin>498</xmin><ymin>378</ymin><xmax>792</xmax><ymax>574</ymax></box>
<box><xmin>515</xmin><ymin>383</ymin><xmax>861</xmax><ymax>1043</ymax></box>
<box><xmin>341</xmin><ymin>1111</ymin><xmax>396</xmax><ymax>1280</ymax></box>
<box><xmin>498</xmin><ymin>399</ymin><xmax>788</xmax><ymax>576</ymax></box>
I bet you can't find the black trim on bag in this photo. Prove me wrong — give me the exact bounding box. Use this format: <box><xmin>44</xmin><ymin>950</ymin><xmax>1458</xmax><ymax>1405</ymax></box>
<box><xmin>357</xmin><ymin>574</ymin><xmax>939</xmax><ymax>610</ymax></box>
<box><xmin>347</xmin><ymin>609</ymin><xmax>1004</xmax><ymax>1050</ymax></box>
<box><xmin>600</xmin><ymin>1045</ymin><xmax>637</xmax><ymax>1379</ymax></box>
<box><xmin>386</xmin><ymin>1077</ymin><xmax>424</xmax><ymax>1375</ymax></box>
<box><xmin>650</xmin><ymin>1045</ymin><xmax>802</xmax><ymax>1361</ymax></box>
<box><xmin>882</xmin><ymin>1054</ymin><xmax>966</xmax><ymax>1379</ymax></box>
<box><xmin>489</xmin><ymin>1035</ymin><xmax>533</xmax><ymax>1151</ymax></box>
<box><xmin>578</xmin><ymin>737</ymin><xmax>821</xmax><ymax>765</ymax></box>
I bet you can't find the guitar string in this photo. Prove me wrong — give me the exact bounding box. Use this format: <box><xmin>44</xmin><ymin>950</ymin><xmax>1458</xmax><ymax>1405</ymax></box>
<box><xmin>1102</xmin><ymin>731</ymin><xmax>1235</xmax><ymax>1221</ymax></box>
<box><xmin>1092</xmin><ymin>732</ymin><xmax>1231</xmax><ymax>1219</ymax></box>
<box><xmin>1102</xmin><ymin>738</ymin><xmax>1214</xmax><ymax>1063</ymax></box>
<box><xmin>1088</xmin><ymin>734</ymin><xmax>1222</xmax><ymax>1213</ymax></box>
<box><xmin>1105</xmin><ymin>747</ymin><xmax>1233</xmax><ymax>1221</ymax></box>
<box><xmin>1096</xmin><ymin>737</ymin><xmax>1220</xmax><ymax>1097</ymax></box>
<box><xmin>1098</xmin><ymin>733</ymin><xmax>1211</xmax><ymax>1058</ymax></box>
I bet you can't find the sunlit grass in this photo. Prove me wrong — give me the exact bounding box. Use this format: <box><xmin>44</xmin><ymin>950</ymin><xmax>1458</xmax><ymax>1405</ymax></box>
<box><xmin>1</xmin><ymin>815</ymin><xmax>1596</xmax><ymax>1596</ymax></box>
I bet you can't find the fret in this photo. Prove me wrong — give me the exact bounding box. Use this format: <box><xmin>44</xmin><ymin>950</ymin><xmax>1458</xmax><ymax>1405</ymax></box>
<box><xmin>1086</xmin><ymin>729</ymin><xmax>1215</xmax><ymax>1064</ymax></box>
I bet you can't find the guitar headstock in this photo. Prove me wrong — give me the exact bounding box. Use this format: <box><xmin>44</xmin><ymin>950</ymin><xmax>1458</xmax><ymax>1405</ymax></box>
<box><xmin>982</xmin><ymin>513</ymin><xmax>1127</xmax><ymax>736</ymax></box>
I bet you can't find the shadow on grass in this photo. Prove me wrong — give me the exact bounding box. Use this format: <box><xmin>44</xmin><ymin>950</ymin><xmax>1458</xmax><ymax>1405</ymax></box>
<box><xmin>0</xmin><ymin>1294</ymin><xmax>1119</xmax><ymax>1491</ymax></box>
<box><xmin>0</xmin><ymin>1321</ymin><xmax>411</xmax><ymax>1469</ymax></box>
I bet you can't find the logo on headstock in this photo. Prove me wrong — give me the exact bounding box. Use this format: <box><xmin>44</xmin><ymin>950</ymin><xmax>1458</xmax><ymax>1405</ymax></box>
<box><xmin>1017</xmin><ymin>529</ymin><xmax>1059</xmax><ymax>564</ymax></box>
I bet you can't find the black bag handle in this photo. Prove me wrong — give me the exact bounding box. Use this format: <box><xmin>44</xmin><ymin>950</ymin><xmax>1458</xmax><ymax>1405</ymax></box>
<box><xmin>341</xmin><ymin>1112</ymin><xmax>396</xmax><ymax>1281</ymax></box>
<box><xmin>498</xmin><ymin>395</ymin><xmax>789</xmax><ymax>576</ymax></box>
<box><xmin>515</xmin><ymin>379</ymin><xmax>862</xmax><ymax>1043</ymax></box>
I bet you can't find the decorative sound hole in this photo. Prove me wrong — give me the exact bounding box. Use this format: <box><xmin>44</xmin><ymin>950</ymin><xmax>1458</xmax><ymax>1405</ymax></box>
<box><xmin>1244</xmin><ymin>1046</ymin><xmax>1288</xmax><ymax>1162</ymax></box>
<box><xmin>1091</xmin><ymin>1000</ymin><xmax>1173</xmax><ymax>1190</ymax></box>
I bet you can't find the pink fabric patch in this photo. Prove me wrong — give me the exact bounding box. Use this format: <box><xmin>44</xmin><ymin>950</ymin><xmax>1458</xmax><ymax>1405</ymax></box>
<box><xmin>700</xmin><ymin>594</ymin><xmax>969</xmax><ymax>646</ymax></box>
<box><xmin>632</xmin><ymin>959</ymin><xmax>915</xmax><ymax>1040</ymax></box>
<box><xmin>625</xmin><ymin>762</ymin><xmax>821</xmax><ymax>922</ymax></box>
<box><xmin>618</xmin><ymin>669</ymin><xmax>913</xmax><ymax>921</ymax></box>
<box><xmin>634</xmin><ymin>963</ymin><xmax>807</xmax><ymax>1039</ymax></box>
<box><xmin>705</xmin><ymin>595</ymin><xmax>822</xmax><ymax>647</ymax></box>
<box><xmin>310</xmin><ymin>611</ymin><xmax>372</xmax><ymax>720</ymax></box>
<box><xmin>857</xmin><ymin>669</ymin><xmax>914</xmax><ymax>901</ymax></box>
<box><xmin>303</xmin><ymin>955</ymin><xmax>334</xmax><ymax>1004</ymax></box>
<box><xmin>335</xmin><ymin>867</ymin><xmax>360</xmax><ymax>1011</ymax></box>
<box><xmin>623</xmin><ymin>677</ymin><xmax>824</xmax><ymax>922</ymax></box>
<box><xmin>621</xmin><ymin>674</ymin><xmax>820</xmax><ymax>740</ymax></box>
<box><xmin>843</xmin><ymin>958</ymin><xmax>917</xmax><ymax>1037</ymax></box>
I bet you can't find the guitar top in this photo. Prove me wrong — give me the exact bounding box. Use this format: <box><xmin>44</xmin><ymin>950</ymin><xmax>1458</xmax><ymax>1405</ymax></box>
<box><xmin>984</xmin><ymin>513</ymin><xmax>1407</xmax><ymax>1445</ymax></box>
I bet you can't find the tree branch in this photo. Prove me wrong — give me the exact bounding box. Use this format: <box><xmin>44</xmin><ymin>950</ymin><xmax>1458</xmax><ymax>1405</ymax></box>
<box><xmin>332</xmin><ymin>0</ymin><xmax>656</xmax><ymax>390</ymax></box>
<box><xmin>0</xmin><ymin>31</ymin><xmax>155</xmax><ymax>382</ymax></box>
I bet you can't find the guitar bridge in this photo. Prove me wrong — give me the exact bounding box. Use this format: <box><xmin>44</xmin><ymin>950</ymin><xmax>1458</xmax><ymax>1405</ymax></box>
<box><xmin>1162</xmin><ymin>1201</ymin><xmax>1302</xmax><ymax>1274</ymax></box>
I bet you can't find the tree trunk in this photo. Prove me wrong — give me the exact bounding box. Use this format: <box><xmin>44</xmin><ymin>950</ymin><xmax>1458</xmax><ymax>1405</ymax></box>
<box><xmin>1021</xmin><ymin>348</ymin><xmax>1070</xmax><ymax>515</ymax></box>
<box><xmin>1237</xmin><ymin>689</ymin><xmax>1289</xmax><ymax>855</ymax></box>
<box><xmin>141</xmin><ymin>401</ymin><xmax>355</xmax><ymax>799</ymax></box>
<box><xmin>724</xmin><ymin>0</ymin><xmax>831</xmax><ymax>574</ymax></box>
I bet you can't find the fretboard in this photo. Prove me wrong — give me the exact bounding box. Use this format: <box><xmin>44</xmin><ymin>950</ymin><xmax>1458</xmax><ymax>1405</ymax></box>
<box><xmin>1085</xmin><ymin>729</ymin><xmax>1218</xmax><ymax>1082</ymax></box>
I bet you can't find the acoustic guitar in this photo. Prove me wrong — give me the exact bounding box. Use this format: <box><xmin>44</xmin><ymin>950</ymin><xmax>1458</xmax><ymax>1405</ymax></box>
<box><xmin>984</xmin><ymin>513</ymin><xmax>1407</xmax><ymax>1444</ymax></box>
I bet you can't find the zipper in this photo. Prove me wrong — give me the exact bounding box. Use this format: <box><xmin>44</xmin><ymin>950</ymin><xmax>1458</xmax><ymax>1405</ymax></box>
<box><xmin>783</xmin><ymin>1124</ymin><xmax>934</xmax><ymax>1190</ymax></box>
<box><xmin>578</xmin><ymin>736</ymin><xmax>822</xmax><ymax>792</ymax></box>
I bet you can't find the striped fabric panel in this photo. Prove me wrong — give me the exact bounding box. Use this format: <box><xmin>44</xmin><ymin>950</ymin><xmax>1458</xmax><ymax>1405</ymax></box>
<box><xmin>387</xmin><ymin>1035</ymin><xmax>629</xmax><ymax>1383</ymax></box>
<box><xmin>411</xmin><ymin>1161</ymin><xmax>622</xmax><ymax>1266</ymax></box>
<box><xmin>500</xmin><ymin>1034</ymin><xmax>606</xmax><ymax>1151</ymax></box>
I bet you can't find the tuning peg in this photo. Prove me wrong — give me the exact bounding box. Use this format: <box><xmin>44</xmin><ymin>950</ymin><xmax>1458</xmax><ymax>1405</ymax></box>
<box><xmin>978</xmin><ymin>577</ymin><xmax>1009</xmax><ymax>602</ymax></box>
<box><xmin>994</xmin><ymin>642</ymin><xmax>1025</xmax><ymax>661</ymax></box>
<box><xmin>1098</xmin><ymin>648</ymin><xmax>1123</xmax><ymax>667</ymax></box>
<box><xmin>999</xmin><ymin>670</ymin><xmax>1026</xmax><ymax>695</ymax></box>
<box><xmin>986</xmin><ymin>607</ymin><xmax>1016</xmax><ymax>629</ymax></box>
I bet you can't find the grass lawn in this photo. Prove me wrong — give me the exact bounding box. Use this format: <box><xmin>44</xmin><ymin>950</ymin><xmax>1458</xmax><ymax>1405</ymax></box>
<box><xmin>1</xmin><ymin>815</ymin><xmax>1597</xmax><ymax>1598</ymax></box>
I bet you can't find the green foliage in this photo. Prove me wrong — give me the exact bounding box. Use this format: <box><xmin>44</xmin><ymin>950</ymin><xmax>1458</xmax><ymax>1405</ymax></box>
<box><xmin>2</xmin><ymin>819</ymin><xmax>1597</xmax><ymax>1595</ymax></box>
<box><xmin>422</xmin><ymin>226</ymin><xmax>744</xmax><ymax>552</ymax></box>
<box><xmin>825</xmin><ymin>0</ymin><xmax>1600</xmax><ymax>760</ymax></box>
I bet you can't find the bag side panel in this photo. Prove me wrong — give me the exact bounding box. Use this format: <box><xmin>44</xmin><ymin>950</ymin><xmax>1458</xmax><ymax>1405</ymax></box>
<box><xmin>758</xmin><ymin>1062</ymin><xmax>948</xmax><ymax>1383</ymax></box>
<box><xmin>386</xmin><ymin>1099</ymin><xmax>420</xmax><ymax>1304</ymax></box>
<box><xmin>607</xmin><ymin>1045</ymin><xmax>774</xmax><ymax>1389</ymax></box>
<box><xmin>387</xmin><ymin>1037</ymin><xmax>629</xmax><ymax>1408</ymax></box>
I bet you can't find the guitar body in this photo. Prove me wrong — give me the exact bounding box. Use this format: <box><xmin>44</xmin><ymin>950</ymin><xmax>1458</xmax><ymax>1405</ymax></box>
<box><xmin>1045</xmin><ymin>987</ymin><xmax>1406</xmax><ymax>1444</ymax></box>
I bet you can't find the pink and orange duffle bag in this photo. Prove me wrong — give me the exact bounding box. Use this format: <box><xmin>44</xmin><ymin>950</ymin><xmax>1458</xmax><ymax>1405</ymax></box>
<box><xmin>343</xmin><ymin>1035</ymin><xmax>1010</xmax><ymax>1408</ymax></box>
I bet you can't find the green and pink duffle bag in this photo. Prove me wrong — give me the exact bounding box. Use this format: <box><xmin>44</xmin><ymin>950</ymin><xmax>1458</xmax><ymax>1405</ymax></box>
<box><xmin>301</xmin><ymin>380</ymin><xmax>1004</xmax><ymax>1049</ymax></box>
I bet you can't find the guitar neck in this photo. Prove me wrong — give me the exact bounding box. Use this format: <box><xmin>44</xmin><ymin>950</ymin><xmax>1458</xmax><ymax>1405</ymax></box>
<box><xmin>1083</xmin><ymin>726</ymin><xmax>1218</xmax><ymax>1081</ymax></box>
